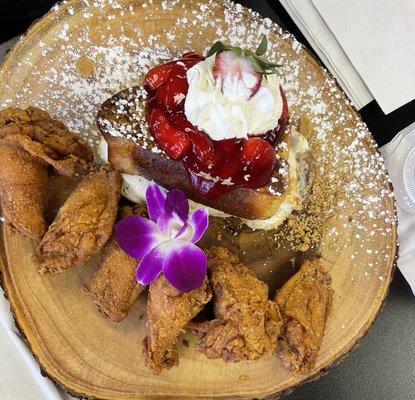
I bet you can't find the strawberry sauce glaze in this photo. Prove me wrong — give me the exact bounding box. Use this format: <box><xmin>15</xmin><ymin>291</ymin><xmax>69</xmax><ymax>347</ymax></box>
<box><xmin>145</xmin><ymin>52</ymin><xmax>288</xmax><ymax>199</ymax></box>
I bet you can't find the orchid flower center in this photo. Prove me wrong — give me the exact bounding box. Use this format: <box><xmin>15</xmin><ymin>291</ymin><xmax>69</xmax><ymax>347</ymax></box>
<box><xmin>162</xmin><ymin>212</ymin><xmax>194</xmax><ymax>242</ymax></box>
<box><xmin>174</xmin><ymin>223</ymin><xmax>194</xmax><ymax>241</ymax></box>
<box><xmin>168</xmin><ymin>214</ymin><xmax>183</xmax><ymax>237</ymax></box>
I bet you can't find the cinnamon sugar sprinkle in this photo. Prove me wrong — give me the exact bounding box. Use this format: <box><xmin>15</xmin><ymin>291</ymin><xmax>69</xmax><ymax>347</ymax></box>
<box><xmin>0</xmin><ymin>0</ymin><xmax>396</xmax><ymax>283</ymax></box>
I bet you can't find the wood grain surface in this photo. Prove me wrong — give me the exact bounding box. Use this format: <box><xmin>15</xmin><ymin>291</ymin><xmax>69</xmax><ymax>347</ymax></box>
<box><xmin>0</xmin><ymin>0</ymin><xmax>397</xmax><ymax>399</ymax></box>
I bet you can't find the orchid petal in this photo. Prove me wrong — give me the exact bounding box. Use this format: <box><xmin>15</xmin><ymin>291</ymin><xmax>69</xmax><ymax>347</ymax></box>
<box><xmin>164</xmin><ymin>189</ymin><xmax>189</xmax><ymax>223</ymax></box>
<box><xmin>114</xmin><ymin>215</ymin><xmax>164</xmax><ymax>258</ymax></box>
<box><xmin>188</xmin><ymin>208</ymin><xmax>209</xmax><ymax>243</ymax></box>
<box><xmin>162</xmin><ymin>241</ymin><xmax>207</xmax><ymax>293</ymax></box>
<box><xmin>146</xmin><ymin>182</ymin><xmax>167</xmax><ymax>222</ymax></box>
<box><xmin>136</xmin><ymin>242</ymin><xmax>170</xmax><ymax>285</ymax></box>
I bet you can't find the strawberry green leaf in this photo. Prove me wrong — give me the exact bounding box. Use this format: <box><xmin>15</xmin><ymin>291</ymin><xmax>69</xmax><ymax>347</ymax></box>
<box><xmin>255</xmin><ymin>35</ymin><xmax>268</xmax><ymax>56</ymax></box>
<box><xmin>263</xmin><ymin>60</ymin><xmax>282</xmax><ymax>68</ymax></box>
<box><xmin>207</xmin><ymin>41</ymin><xmax>225</xmax><ymax>57</ymax></box>
<box><xmin>250</xmin><ymin>57</ymin><xmax>264</xmax><ymax>74</ymax></box>
<box><xmin>206</xmin><ymin>36</ymin><xmax>281</xmax><ymax>75</ymax></box>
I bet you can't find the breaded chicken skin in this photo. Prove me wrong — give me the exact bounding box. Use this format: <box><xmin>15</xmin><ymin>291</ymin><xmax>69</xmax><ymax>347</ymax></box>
<box><xmin>0</xmin><ymin>107</ymin><xmax>93</xmax><ymax>239</ymax></box>
<box><xmin>36</xmin><ymin>166</ymin><xmax>121</xmax><ymax>275</ymax></box>
<box><xmin>144</xmin><ymin>275</ymin><xmax>212</xmax><ymax>373</ymax></box>
<box><xmin>192</xmin><ymin>247</ymin><xmax>282</xmax><ymax>362</ymax></box>
<box><xmin>91</xmin><ymin>205</ymin><xmax>148</xmax><ymax>322</ymax></box>
<box><xmin>0</xmin><ymin>136</ymin><xmax>48</xmax><ymax>239</ymax></box>
<box><xmin>275</xmin><ymin>259</ymin><xmax>332</xmax><ymax>373</ymax></box>
<box><xmin>92</xmin><ymin>238</ymin><xmax>144</xmax><ymax>322</ymax></box>
<box><xmin>0</xmin><ymin>106</ymin><xmax>93</xmax><ymax>169</ymax></box>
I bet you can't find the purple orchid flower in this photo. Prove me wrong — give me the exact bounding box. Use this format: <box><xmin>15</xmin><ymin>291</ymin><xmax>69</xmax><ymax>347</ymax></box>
<box><xmin>114</xmin><ymin>182</ymin><xmax>209</xmax><ymax>293</ymax></box>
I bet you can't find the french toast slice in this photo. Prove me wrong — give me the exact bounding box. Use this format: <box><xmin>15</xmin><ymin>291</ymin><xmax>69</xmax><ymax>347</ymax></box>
<box><xmin>97</xmin><ymin>86</ymin><xmax>301</xmax><ymax>220</ymax></box>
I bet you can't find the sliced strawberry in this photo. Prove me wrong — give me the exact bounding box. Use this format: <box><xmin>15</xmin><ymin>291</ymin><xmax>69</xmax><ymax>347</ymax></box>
<box><xmin>145</xmin><ymin>54</ymin><xmax>203</xmax><ymax>92</ymax></box>
<box><xmin>145</xmin><ymin>61</ymin><xmax>177</xmax><ymax>92</ymax></box>
<box><xmin>162</xmin><ymin>63</ymin><xmax>189</xmax><ymax>112</ymax></box>
<box><xmin>212</xmin><ymin>139</ymin><xmax>244</xmax><ymax>180</ymax></box>
<box><xmin>212</xmin><ymin>51</ymin><xmax>262</xmax><ymax>100</ymax></box>
<box><xmin>181</xmin><ymin>51</ymin><xmax>205</xmax><ymax>61</ymax></box>
<box><xmin>154</xmin><ymin>81</ymin><xmax>167</xmax><ymax>108</ymax></box>
<box><xmin>187</xmin><ymin>131</ymin><xmax>215</xmax><ymax>165</ymax></box>
<box><xmin>240</xmin><ymin>137</ymin><xmax>276</xmax><ymax>187</ymax></box>
<box><xmin>147</xmin><ymin>107</ymin><xmax>191</xmax><ymax>160</ymax></box>
<box><xmin>170</xmin><ymin>112</ymin><xmax>214</xmax><ymax>164</ymax></box>
<box><xmin>181</xmin><ymin>58</ymin><xmax>204</xmax><ymax>69</ymax></box>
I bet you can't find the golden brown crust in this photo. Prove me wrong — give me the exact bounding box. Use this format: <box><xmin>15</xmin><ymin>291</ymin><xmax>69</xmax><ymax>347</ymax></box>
<box><xmin>36</xmin><ymin>167</ymin><xmax>121</xmax><ymax>275</ymax></box>
<box><xmin>0</xmin><ymin>107</ymin><xmax>94</xmax><ymax>239</ymax></box>
<box><xmin>275</xmin><ymin>260</ymin><xmax>332</xmax><ymax>373</ymax></box>
<box><xmin>143</xmin><ymin>275</ymin><xmax>212</xmax><ymax>374</ymax></box>
<box><xmin>91</xmin><ymin>238</ymin><xmax>144</xmax><ymax>322</ymax></box>
<box><xmin>0</xmin><ymin>106</ymin><xmax>93</xmax><ymax>166</ymax></box>
<box><xmin>91</xmin><ymin>204</ymin><xmax>147</xmax><ymax>321</ymax></box>
<box><xmin>3</xmin><ymin>133</ymin><xmax>89</xmax><ymax>177</ymax></box>
<box><xmin>0</xmin><ymin>136</ymin><xmax>48</xmax><ymax>239</ymax></box>
<box><xmin>97</xmin><ymin>87</ymin><xmax>292</xmax><ymax>220</ymax></box>
<box><xmin>192</xmin><ymin>246</ymin><xmax>282</xmax><ymax>362</ymax></box>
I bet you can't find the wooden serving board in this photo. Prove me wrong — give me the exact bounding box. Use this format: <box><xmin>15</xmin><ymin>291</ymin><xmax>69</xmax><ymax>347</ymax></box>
<box><xmin>0</xmin><ymin>0</ymin><xmax>397</xmax><ymax>399</ymax></box>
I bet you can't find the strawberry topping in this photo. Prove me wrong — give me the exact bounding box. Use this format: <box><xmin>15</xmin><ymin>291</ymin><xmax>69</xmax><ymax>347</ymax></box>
<box><xmin>145</xmin><ymin>61</ymin><xmax>176</xmax><ymax>91</ymax></box>
<box><xmin>170</xmin><ymin>112</ymin><xmax>214</xmax><ymax>164</ymax></box>
<box><xmin>147</xmin><ymin>107</ymin><xmax>191</xmax><ymax>160</ymax></box>
<box><xmin>160</xmin><ymin>62</ymin><xmax>189</xmax><ymax>112</ymax></box>
<box><xmin>240</xmin><ymin>138</ymin><xmax>277</xmax><ymax>188</ymax></box>
<box><xmin>144</xmin><ymin>51</ymin><xmax>289</xmax><ymax>199</ymax></box>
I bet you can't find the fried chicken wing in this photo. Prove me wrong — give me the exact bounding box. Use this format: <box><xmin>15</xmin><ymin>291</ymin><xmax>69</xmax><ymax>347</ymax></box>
<box><xmin>91</xmin><ymin>205</ymin><xmax>148</xmax><ymax>321</ymax></box>
<box><xmin>0</xmin><ymin>107</ymin><xmax>93</xmax><ymax>239</ymax></box>
<box><xmin>91</xmin><ymin>238</ymin><xmax>144</xmax><ymax>322</ymax></box>
<box><xmin>91</xmin><ymin>205</ymin><xmax>147</xmax><ymax>322</ymax></box>
<box><xmin>0</xmin><ymin>106</ymin><xmax>93</xmax><ymax>168</ymax></box>
<box><xmin>36</xmin><ymin>166</ymin><xmax>121</xmax><ymax>275</ymax></box>
<box><xmin>143</xmin><ymin>275</ymin><xmax>212</xmax><ymax>373</ymax></box>
<box><xmin>192</xmin><ymin>247</ymin><xmax>282</xmax><ymax>362</ymax></box>
<box><xmin>2</xmin><ymin>133</ymin><xmax>89</xmax><ymax>177</ymax></box>
<box><xmin>0</xmin><ymin>136</ymin><xmax>48</xmax><ymax>239</ymax></box>
<box><xmin>275</xmin><ymin>260</ymin><xmax>332</xmax><ymax>373</ymax></box>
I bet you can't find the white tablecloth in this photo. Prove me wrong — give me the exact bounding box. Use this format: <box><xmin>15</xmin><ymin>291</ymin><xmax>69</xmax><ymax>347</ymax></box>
<box><xmin>280</xmin><ymin>0</ymin><xmax>415</xmax><ymax>114</ymax></box>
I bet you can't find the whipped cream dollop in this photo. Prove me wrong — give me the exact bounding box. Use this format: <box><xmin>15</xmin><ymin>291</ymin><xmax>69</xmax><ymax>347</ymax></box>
<box><xmin>184</xmin><ymin>55</ymin><xmax>283</xmax><ymax>141</ymax></box>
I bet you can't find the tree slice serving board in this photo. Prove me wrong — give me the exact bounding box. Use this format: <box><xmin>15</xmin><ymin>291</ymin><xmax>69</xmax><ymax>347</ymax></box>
<box><xmin>0</xmin><ymin>0</ymin><xmax>397</xmax><ymax>399</ymax></box>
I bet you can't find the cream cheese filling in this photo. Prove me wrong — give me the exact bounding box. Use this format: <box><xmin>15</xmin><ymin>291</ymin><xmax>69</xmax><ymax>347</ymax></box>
<box><xmin>98</xmin><ymin>131</ymin><xmax>309</xmax><ymax>231</ymax></box>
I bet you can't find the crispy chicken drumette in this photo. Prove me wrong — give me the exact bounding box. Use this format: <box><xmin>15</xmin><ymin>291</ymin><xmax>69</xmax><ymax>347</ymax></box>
<box><xmin>0</xmin><ymin>107</ymin><xmax>93</xmax><ymax>239</ymax></box>
<box><xmin>0</xmin><ymin>136</ymin><xmax>49</xmax><ymax>239</ymax></box>
<box><xmin>275</xmin><ymin>259</ymin><xmax>332</xmax><ymax>373</ymax></box>
<box><xmin>91</xmin><ymin>206</ymin><xmax>148</xmax><ymax>322</ymax></box>
<box><xmin>191</xmin><ymin>246</ymin><xmax>282</xmax><ymax>362</ymax></box>
<box><xmin>143</xmin><ymin>275</ymin><xmax>212</xmax><ymax>373</ymax></box>
<box><xmin>0</xmin><ymin>106</ymin><xmax>93</xmax><ymax>170</ymax></box>
<box><xmin>91</xmin><ymin>238</ymin><xmax>144</xmax><ymax>322</ymax></box>
<box><xmin>36</xmin><ymin>166</ymin><xmax>121</xmax><ymax>275</ymax></box>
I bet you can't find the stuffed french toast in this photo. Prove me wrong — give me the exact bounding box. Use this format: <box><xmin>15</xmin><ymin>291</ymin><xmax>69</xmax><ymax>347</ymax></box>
<box><xmin>97</xmin><ymin>37</ymin><xmax>310</xmax><ymax>230</ymax></box>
